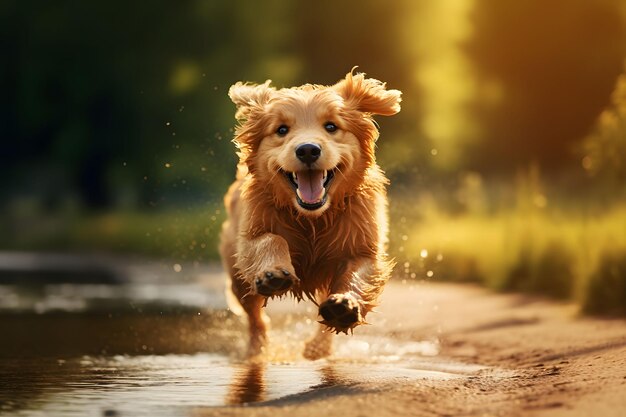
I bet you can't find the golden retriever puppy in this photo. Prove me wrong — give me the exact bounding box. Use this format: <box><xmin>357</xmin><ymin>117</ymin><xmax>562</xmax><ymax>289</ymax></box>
<box><xmin>220</xmin><ymin>70</ymin><xmax>401</xmax><ymax>359</ymax></box>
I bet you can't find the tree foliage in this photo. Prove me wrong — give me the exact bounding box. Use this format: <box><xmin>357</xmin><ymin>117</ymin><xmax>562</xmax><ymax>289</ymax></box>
<box><xmin>1</xmin><ymin>0</ymin><xmax>625</xmax><ymax>212</ymax></box>
<box><xmin>583</xmin><ymin>66</ymin><xmax>626</xmax><ymax>190</ymax></box>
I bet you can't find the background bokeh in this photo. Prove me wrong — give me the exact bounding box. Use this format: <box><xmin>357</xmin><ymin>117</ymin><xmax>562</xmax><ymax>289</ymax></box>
<box><xmin>2</xmin><ymin>0</ymin><xmax>626</xmax><ymax>313</ymax></box>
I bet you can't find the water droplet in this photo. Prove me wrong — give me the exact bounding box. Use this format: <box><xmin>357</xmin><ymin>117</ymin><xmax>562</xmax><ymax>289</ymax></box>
<box><xmin>173</xmin><ymin>264</ymin><xmax>182</xmax><ymax>273</ymax></box>
<box><xmin>420</xmin><ymin>249</ymin><xmax>429</xmax><ymax>258</ymax></box>
<box><xmin>430</xmin><ymin>148</ymin><xmax>438</xmax><ymax>156</ymax></box>
<box><xmin>426</xmin><ymin>270</ymin><xmax>434</xmax><ymax>278</ymax></box>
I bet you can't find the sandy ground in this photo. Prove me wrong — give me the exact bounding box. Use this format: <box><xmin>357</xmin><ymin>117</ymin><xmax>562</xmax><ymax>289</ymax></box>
<box><xmin>196</xmin><ymin>281</ymin><xmax>626</xmax><ymax>417</ymax></box>
<box><xmin>2</xmin><ymin>256</ymin><xmax>625</xmax><ymax>416</ymax></box>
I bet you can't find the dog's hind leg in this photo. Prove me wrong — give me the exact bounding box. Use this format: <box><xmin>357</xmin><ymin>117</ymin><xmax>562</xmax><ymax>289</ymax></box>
<box><xmin>303</xmin><ymin>323</ymin><xmax>333</xmax><ymax>360</ymax></box>
<box><xmin>221</xmin><ymin>216</ymin><xmax>268</xmax><ymax>357</ymax></box>
<box><xmin>303</xmin><ymin>293</ymin><xmax>334</xmax><ymax>360</ymax></box>
<box><xmin>231</xmin><ymin>276</ymin><xmax>269</xmax><ymax>358</ymax></box>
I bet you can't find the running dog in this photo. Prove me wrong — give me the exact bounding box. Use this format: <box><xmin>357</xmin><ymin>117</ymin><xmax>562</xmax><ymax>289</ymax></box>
<box><xmin>220</xmin><ymin>70</ymin><xmax>401</xmax><ymax>359</ymax></box>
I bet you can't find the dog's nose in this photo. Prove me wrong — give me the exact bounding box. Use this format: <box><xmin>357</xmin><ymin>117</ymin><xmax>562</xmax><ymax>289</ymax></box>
<box><xmin>295</xmin><ymin>143</ymin><xmax>321</xmax><ymax>165</ymax></box>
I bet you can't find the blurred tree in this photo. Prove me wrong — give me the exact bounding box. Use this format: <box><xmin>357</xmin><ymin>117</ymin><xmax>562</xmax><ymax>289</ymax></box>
<box><xmin>582</xmin><ymin>64</ymin><xmax>626</xmax><ymax>194</ymax></box>
<box><xmin>293</xmin><ymin>0</ymin><xmax>431</xmax><ymax>186</ymax></box>
<box><xmin>294</xmin><ymin>0</ymin><xmax>410</xmax><ymax>86</ymax></box>
<box><xmin>0</xmin><ymin>0</ymin><xmax>299</xmax><ymax>210</ymax></box>
<box><xmin>465</xmin><ymin>0</ymin><xmax>626</xmax><ymax>172</ymax></box>
<box><xmin>2</xmin><ymin>0</ymin><xmax>626</xmax><ymax>217</ymax></box>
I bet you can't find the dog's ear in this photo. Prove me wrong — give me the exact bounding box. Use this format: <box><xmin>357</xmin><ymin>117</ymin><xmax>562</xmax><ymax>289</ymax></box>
<box><xmin>228</xmin><ymin>80</ymin><xmax>275</xmax><ymax>120</ymax></box>
<box><xmin>335</xmin><ymin>71</ymin><xmax>402</xmax><ymax>116</ymax></box>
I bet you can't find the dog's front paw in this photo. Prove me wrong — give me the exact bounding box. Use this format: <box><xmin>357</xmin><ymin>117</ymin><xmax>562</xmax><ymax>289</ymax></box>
<box><xmin>318</xmin><ymin>293</ymin><xmax>364</xmax><ymax>334</ymax></box>
<box><xmin>253</xmin><ymin>268</ymin><xmax>298</xmax><ymax>298</ymax></box>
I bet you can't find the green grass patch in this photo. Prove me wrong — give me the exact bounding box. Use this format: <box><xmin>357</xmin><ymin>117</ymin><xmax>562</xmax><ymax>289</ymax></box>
<box><xmin>583</xmin><ymin>249</ymin><xmax>626</xmax><ymax>315</ymax></box>
<box><xmin>70</xmin><ymin>209</ymin><xmax>225</xmax><ymax>260</ymax></box>
<box><xmin>392</xmin><ymin>200</ymin><xmax>626</xmax><ymax>315</ymax></box>
<box><xmin>0</xmin><ymin>206</ymin><xmax>225</xmax><ymax>261</ymax></box>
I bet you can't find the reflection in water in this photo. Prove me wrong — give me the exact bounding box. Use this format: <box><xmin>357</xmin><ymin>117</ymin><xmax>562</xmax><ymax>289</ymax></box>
<box><xmin>223</xmin><ymin>362</ymin><xmax>356</xmax><ymax>407</ymax></box>
<box><xmin>314</xmin><ymin>364</ymin><xmax>346</xmax><ymax>389</ymax></box>
<box><xmin>0</xmin><ymin>297</ymin><xmax>475</xmax><ymax>417</ymax></box>
<box><xmin>0</xmin><ymin>355</ymin><xmax>236</xmax><ymax>416</ymax></box>
<box><xmin>0</xmin><ymin>271</ymin><xmax>478</xmax><ymax>416</ymax></box>
<box><xmin>0</xmin><ymin>353</ymin><xmax>473</xmax><ymax>416</ymax></box>
<box><xmin>226</xmin><ymin>362</ymin><xmax>266</xmax><ymax>405</ymax></box>
<box><xmin>0</xmin><ymin>355</ymin><xmax>331</xmax><ymax>416</ymax></box>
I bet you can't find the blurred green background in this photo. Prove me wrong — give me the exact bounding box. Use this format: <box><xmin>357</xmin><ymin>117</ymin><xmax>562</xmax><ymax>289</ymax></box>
<box><xmin>2</xmin><ymin>0</ymin><xmax>626</xmax><ymax>314</ymax></box>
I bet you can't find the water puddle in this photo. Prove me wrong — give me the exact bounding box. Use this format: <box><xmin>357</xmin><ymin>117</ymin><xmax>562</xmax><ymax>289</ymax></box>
<box><xmin>0</xmin><ymin>352</ymin><xmax>477</xmax><ymax>417</ymax></box>
<box><xmin>1</xmin><ymin>354</ymin><xmax>317</xmax><ymax>416</ymax></box>
<box><xmin>0</xmin><ymin>312</ymin><xmax>484</xmax><ymax>417</ymax></box>
<box><xmin>0</xmin><ymin>262</ymin><xmax>486</xmax><ymax>416</ymax></box>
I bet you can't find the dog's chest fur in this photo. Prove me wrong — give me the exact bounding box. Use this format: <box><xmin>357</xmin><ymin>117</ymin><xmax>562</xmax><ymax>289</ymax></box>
<box><xmin>270</xmin><ymin>198</ymin><xmax>379</xmax><ymax>291</ymax></box>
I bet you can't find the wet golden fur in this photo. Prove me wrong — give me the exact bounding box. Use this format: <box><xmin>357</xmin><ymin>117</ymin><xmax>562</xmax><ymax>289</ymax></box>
<box><xmin>220</xmin><ymin>71</ymin><xmax>401</xmax><ymax>359</ymax></box>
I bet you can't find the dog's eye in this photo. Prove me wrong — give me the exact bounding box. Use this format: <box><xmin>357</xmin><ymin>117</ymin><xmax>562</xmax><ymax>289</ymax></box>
<box><xmin>276</xmin><ymin>125</ymin><xmax>289</xmax><ymax>136</ymax></box>
<box><xmin>324</xmin><ymin>122</ymin><xmax>338</xmax><ymax>133</ymax></box>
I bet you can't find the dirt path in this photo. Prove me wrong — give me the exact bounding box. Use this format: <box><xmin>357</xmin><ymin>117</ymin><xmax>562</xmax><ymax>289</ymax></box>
<box><xmin>196</xmin><ymin>281</ymin><xmax>626</xmax><ymax>417</ymax></box>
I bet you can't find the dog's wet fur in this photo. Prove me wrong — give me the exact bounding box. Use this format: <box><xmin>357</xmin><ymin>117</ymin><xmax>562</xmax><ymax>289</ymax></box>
<box><xmin>220</xmin><ymin>70</ymin><xmax>402</xmax><ymax>359</ymax></box>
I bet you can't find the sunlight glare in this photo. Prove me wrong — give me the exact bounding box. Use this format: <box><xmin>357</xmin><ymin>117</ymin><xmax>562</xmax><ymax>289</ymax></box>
<box><xmin>405</xmin><ymin>0</ymin><xmax>478</xmax><ymax>169</ymax></box>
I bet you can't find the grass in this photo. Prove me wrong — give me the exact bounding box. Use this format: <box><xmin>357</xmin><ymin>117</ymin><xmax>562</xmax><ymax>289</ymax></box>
<box><xmin>392</xmin><ymin>196</ymin><xmax>626</xmax><ymax>316</ymax></box>
<box><xmin>69</xmin><ymin>208</ymin><xmax>226</xmax><ymax>261</ymax></box>
<box><xmin>0</xmin><ymin>203</ymin><xmax>226</xmax><ymax>261</ymax></box>
<box><xmin>583</xmin><ymin>249</ymin><xmax>626</xmax><ymax>315</ymax></box>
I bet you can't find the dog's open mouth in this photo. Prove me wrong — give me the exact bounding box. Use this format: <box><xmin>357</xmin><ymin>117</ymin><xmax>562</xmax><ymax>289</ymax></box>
<box><xmin>283</xmin><ymin>169</ymin><xmax>335</xmax><ymax>210</ymax></box>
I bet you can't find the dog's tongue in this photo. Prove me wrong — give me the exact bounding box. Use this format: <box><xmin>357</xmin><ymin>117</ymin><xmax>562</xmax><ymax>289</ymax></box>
<box><xmin>296</xmin><ymin>170</ymin><xmax>325</xmax><ymax>204</ymax></box>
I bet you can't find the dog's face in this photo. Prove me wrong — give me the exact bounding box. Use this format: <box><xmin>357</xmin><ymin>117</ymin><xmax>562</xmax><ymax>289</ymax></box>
<box><xmin>229</xmin><ymin>71</ymin><xmax>401</xmax><ymax>216</ymax></box>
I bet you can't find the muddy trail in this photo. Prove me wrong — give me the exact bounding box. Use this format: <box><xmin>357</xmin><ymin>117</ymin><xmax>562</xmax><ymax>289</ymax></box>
<box><xmin>0</xmin><ymin>257</ymin><xmax>625</xmax><ymax>417</ymax></box>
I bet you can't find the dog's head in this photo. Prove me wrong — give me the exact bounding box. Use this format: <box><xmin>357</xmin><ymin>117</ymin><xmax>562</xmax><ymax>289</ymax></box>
<box><xmin>229</xmin><ymin>70</ymin><xmax>401</xmax><ymax>216</ymax></box>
